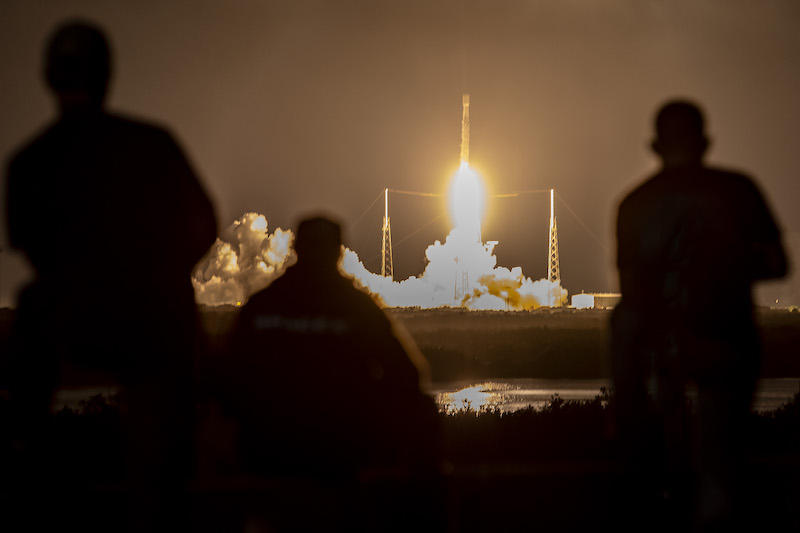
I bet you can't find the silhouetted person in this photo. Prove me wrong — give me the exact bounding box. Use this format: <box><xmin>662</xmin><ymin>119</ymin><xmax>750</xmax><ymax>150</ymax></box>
<box><xmin>221</xmin><ymin>215</ymin><xmax>442</xmax><ymax>531</ymax></box>
<box><xmin>611</xmin><ymin>100</ymin><xmax>787</xmax><ymax>531</ymax></box>
<box><xmin>3</xmin><ymin>20</ymin><xmax>216</xmax><ymax>531</ymax></box>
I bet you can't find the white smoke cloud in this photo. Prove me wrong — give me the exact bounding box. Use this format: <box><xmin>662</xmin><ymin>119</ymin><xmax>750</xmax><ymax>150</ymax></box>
<box><xmin>192</xmin><ymin>212</ymin><xmax>294</xmax><ymax>306</ymax></box>
<box><xmin>193</xmin><ymin>211</ymin><xmax>568</xmax><ymax>310</ymax></box>
<box><xmin>340</xmin><ymin>225</ymin><xmax>568</xmax><ymax>310</ymax></box>
<box><xmin>193</xmin><ymin>97</ymin><xmax>569</xmax><ymax>309</ymax></box>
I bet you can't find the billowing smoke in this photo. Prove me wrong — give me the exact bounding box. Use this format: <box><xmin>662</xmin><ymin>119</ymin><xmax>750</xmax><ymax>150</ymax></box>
<box><xmin>339</xmin><ymin>162</ymin><xmax>568</xmax><ymax>310</ymax></box>
<box><xmin>193</xmin><ymin>210</ymin><xmax>567</xmax><ymax>310</ymax></box>
<box><xmin>192</xmin><ymin>212</ymin><xmax>294</xmax><ymax>306</ymax></box>
<box><xmin>194</xmin><ymin>94</ymin><xmax>567</xmax><ymax>309</ymax></box>
<box><xmin>340</xmin><ymin>226</ymin><xmax>567</xmax><ymax>310</ymax></box>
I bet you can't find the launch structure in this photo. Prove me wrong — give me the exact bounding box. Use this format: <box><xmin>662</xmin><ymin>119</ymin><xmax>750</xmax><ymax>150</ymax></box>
<box><xmin>547</xmin><ymin>188</ymin><xmax>562</xmax><ymax>306</ymax></box>
<box><xmin>547</xmin><ymin>188</ymin><xmax>560</xmax><ymax>282</ymax></box>
<box><xmin>374</xmin><ymin>95</ymin><xmax>569</xmax><ymax>307</ymax></box>
<box><xmin>381</xmin><ymin>94</ymin><xmax>472</xmax><ymax>282</ymax></box>
<box><xmin>381</xmin><ymin>188</ymin><xmax>393</xmax><ymax>279</ymax></box>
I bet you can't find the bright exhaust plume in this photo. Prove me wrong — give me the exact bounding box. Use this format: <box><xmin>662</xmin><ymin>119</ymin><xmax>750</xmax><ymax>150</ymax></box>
<box><xmin>192</xmin><ymin>93</ymin><xmax>567</xmax><ymax>309</ymax></box>
<box><xmin>193</xmin><ymin>186</ymin><xmax>567</xmax><ymax>310</ymax></box>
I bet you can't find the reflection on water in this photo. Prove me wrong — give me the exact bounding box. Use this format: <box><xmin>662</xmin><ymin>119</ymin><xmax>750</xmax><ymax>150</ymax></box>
<box><xmin>50</xmin><ymin>379</ymin><xmax>798</xmax><ymax>414</ymax></box>
<box><xmin>437</xmin><ymin>383</ymin><xmax>504</xmax><ymax>412</ymax></box>
<box><xmin>431</xmin><ymin>378</ymin><xmax>800</xmax><ymax>414</ymax></box>
<box><xmin>432</xmin><ymin>379</ymin><xmax>609</xmax><ymax>414</ymax></box>
<box><xmin>753</xmin><ymin>378</ymin><xmax>800</xmax><ymax>412</ymax></box>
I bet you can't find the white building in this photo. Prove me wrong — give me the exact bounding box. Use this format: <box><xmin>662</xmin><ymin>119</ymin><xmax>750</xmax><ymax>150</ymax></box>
<box><xmin>571</xmin><ymin>292</ymin><xmax>621</xmax><ymax>309</ymax></box>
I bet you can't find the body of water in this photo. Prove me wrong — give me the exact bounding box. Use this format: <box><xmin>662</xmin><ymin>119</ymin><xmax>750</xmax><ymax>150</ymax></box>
<box><xmin>430</xmin><ymin>378</ymin><xmax>800</xmax><ymax>413</ymax></box>
<box><xmin>51</xmin><ymin>378</ymin><xmax>799</xmax><ymax>414</ymax></box>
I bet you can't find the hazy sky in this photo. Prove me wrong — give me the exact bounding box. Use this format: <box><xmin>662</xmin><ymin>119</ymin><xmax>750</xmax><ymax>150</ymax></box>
<box><xmin>2</xmin><ymin>0</ymin><xmax>799</xmax><ymax>306</ymax></box>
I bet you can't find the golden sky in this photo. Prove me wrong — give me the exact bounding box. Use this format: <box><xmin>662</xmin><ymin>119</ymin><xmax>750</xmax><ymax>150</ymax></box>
<box><xmin>2</xmin><ymin>1</ymin><xmax>799</xmax><ymax>304</ymax></box>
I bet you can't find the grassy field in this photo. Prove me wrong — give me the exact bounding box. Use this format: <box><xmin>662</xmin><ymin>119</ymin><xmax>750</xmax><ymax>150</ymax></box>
<box><xmin>200</xmin><ymin>305</ymin><xmax>800</xmax><ymax>381</ymax></box>
<box><xmin>389</xmin><ymin>307</ymin><xmax>612</xmax><ymax>381</ymax></box>
<box><xmin>2</xmin><ymin>305</ymin><xmax>799</xmax><ymax>385</ymax></box>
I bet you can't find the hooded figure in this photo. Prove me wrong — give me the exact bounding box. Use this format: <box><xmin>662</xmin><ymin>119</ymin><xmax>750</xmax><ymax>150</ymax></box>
<box><xmin>223</xmin><ymin>215</ymin><xmax>443</xmax><ymax>530</ymax></box>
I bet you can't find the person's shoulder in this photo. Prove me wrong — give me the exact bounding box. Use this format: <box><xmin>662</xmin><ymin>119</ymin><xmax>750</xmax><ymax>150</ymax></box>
<box><xmin>244</xmin><ymin>277</ymin><xmax>286</xmax><ymax>309</ymax></box>
<box><xmin>703</xmin><ymin>164</ymin><xmax>753</xmax><ymax>181</ymax></box>
<box><xmin>702</xmin><ymin>165</ymin><xmax>761</xmax><ymax>195</ymax></box>
<box><xmin>6</xmin><ymin>120</ymin><xmax>60</xmax><ymax>170</ymax></box>
<box><xmin>104</xmin><ymin>112</ymin><xmax>175</xmax><ymax>142</ymax></box>
<box><xmin>618</xmin><ymin>172</ymin><xmax>662</xmax><ymax>211</ymax></box>
<box><xmin>337</xmin><ymin>274</ymin><xmax>386</xmax><ymax>310</ymax></box>
<box><xmin>234</xmin><ymin>282</ymin><xmax>280</xmax><ymax>332</ymax></box>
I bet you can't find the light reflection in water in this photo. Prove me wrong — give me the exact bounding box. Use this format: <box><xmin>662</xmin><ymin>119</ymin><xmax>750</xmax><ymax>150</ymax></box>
<box><xmin>433</xmin><ymin>379</ymin><xmax>609</xmax><ymax>414</ymax></box>
<box><xmin>441</xmin><ymin>385</ymin><xmax>490</xmax><ymax>412</ymax></box>
<box><xmin>432</xmin><ymin>378</ymin><xmax>799</xmax><ymax>414</ymax></box>
<box><xmin>49</xmin><ymin>379</ymin><xmax>798</xmax><ymax>415</ymax></box>
<box><xmin>437</xmin><ymin>382</ymin><xmax>514</xmax><ymax>413</ymax></box>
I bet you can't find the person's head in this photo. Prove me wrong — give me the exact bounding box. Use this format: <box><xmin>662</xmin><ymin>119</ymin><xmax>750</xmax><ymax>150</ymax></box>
<box><xmin>294</xmin><ymin>216</ymin><xmax>343</xmax><ymax>270</ymax></box>
<box><xmin>651</xmin><ymin>99</ymin><xmax>709</xmax><ymax>169</ymax></box>
<box><xmin>44</xmin><ymin>20</ymin><xmax>112</xmax><ymax>113</ymax></box>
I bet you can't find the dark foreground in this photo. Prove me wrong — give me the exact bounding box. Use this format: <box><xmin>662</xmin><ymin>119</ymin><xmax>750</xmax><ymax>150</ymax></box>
<box><xmin>1</xmin><ymin>390</ymin><xmax>798</xmax><ymax>532</ymax></box>
<box><xmin>1</xmin><ymin>306</ymin><xmax>799</xmax><ymax>530</ymax></box>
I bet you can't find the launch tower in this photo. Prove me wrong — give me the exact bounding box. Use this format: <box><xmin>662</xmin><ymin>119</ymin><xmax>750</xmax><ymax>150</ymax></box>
<box><xmin>381</xmin><ymin>188</ymin><xmax>393</xmax><ymax>279</ymax></box>
<box><xmin>547</xmin><ymin>188</ymin><xmax>562</xmax><ymax>306</ymax></box>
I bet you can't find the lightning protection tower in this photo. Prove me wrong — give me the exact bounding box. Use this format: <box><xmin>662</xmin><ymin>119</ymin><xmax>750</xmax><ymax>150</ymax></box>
<box><xmin>547</xmin><ymin>188</ymin><xmax>561</xmax><ymax>305</ymax></box>
<box><xmin>381</xmin><ymin>188</ymin><xmax>394</xmax><ymax>279</ymax></box>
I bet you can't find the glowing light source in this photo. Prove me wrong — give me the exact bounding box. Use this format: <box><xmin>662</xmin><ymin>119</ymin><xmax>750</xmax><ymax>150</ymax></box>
<box><xmin>192</xmin><ymin>95</ymin><xmax>569</xmax><ymax>310</ymax></box>
<box><xmin>448</xmin><ymin>164</ymin><xmax>484</xmax><ymax>244</ymax></box>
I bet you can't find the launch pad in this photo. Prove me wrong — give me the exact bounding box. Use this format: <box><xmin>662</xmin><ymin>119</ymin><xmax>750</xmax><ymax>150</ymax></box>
<box><xmin>359</xmin><ymin>94</ymin><xmax>565</xmax><ymax>309</ymax></box>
